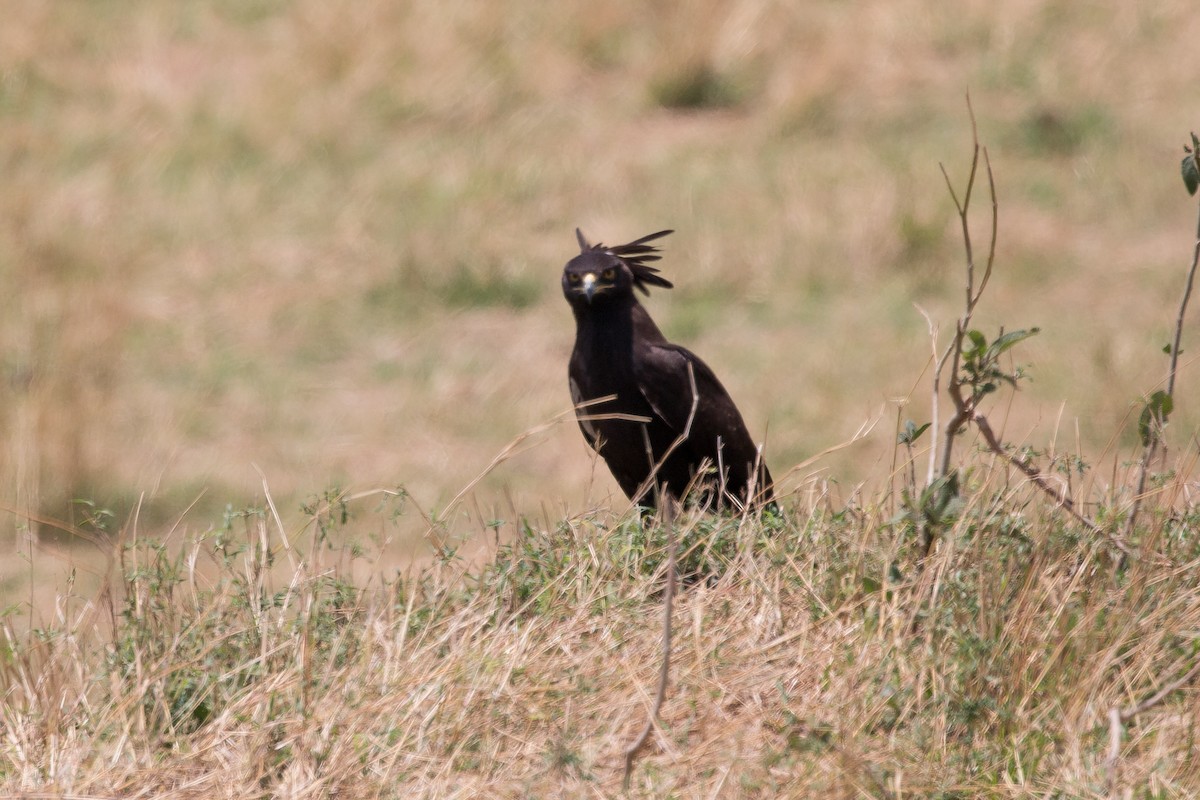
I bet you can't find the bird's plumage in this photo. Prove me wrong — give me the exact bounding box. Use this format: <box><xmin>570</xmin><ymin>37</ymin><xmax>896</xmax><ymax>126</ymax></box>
<box><xmin>563</xmin><ymin>229</ymin><xmax>774</xmax><ymax>510</ymax></box>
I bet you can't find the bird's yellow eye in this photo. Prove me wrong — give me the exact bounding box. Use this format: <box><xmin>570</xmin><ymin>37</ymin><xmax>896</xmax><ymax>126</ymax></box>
<box><xmin>601</xmin><ymin>268</ymin><xmax>616</xmax><ymax>280</ymax></box>
<box><xmin>568</xmin><ymin>273</ymin><xmax>581</xmax><ymax>284</ymax></box>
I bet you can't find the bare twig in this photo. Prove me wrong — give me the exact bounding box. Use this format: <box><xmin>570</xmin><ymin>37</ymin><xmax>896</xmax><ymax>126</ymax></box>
<box><xmin>972</xmin><ymin>413</ymin><xmax>1111</xmax><ymax>543</ymax></box>
<box><xmin>917</xmin><ymin>305</ymin><xmax>943</xmax><ymax>486</ymax></box>
<box><xmin>1166</xmin><ymin>196</ymin><xmax>1200</xmax><ymax>399</ymax></box>
<box><xmin>622</xmin><ymin>364</ymin><xmax>701</xmax><ymax>787</ymax></box>
<box><xmin>934</xmin><ymin>96</ymin><xmax>999</xmax><ymax>482</ymax></box>
<box><xmin>1124</xmin><ymin>445</ymin><xmax>1158</xmax><ymax>545</ymax></box>
<box><xmin>622</xmin><ymin>498</ymin><xmax>678</xmax><ymax>790</ymax></box>
<box><xmin>1106</xmin><ymin>656</ymin><xmax>1200</xmax><ymax>777</ymax></box>
<box><xmin>1121</xmin><ymin>657</ymin><xmax>1200</xmax><ymax>720</ymax></box>
<box><xmin>1106</xmin><ymin>706</ymin><xmax>1122</xmax><ymax>783</ymax></box>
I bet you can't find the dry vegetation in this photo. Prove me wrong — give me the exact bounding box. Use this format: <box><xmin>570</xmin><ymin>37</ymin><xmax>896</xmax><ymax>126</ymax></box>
<box><xmin>4</xmin><ymin>477</ymin><xmax>1200</xmax><ymax>797</ymax></box>
<box><xmin>4</xmin><ymin>0</ymin><xmax>1200</xmax><ymax>797</ymax></box>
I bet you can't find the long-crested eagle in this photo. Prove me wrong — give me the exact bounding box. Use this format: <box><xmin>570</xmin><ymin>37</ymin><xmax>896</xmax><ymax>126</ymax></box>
<box><xmin>562</xmin><ymin>228</ymin><xmax>774</xmax><ymax>511</ymax></box>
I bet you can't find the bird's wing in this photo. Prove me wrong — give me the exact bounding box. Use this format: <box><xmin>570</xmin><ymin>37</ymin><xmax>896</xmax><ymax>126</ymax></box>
<box><xmin>634</xmin><ymin>342</ymin><xmax>775</xmax><ymax>506</ymax></box>
<box><xmin>632</xmin><ymin>343</ymin><xmax>755</xmax><ymax>451</ymax></box>
<box><xmin>569</xmin><ymin>375</ymin><xmax>601</xmax><ymax>451</ymax></box>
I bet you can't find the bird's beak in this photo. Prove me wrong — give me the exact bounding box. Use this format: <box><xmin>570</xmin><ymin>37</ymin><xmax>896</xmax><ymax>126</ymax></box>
<box><xmin>582</xmin><ymin>273</ymin><xmax>597</xmax><ymax>303</ymax></box>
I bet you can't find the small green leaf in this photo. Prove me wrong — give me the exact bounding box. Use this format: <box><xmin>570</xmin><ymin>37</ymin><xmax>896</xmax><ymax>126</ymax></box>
<box><xmin>898</xmin><ymin>420</ymin><xmax>932</xmax><ymax>444</ymax></box>
<box><xmin>1153</xmin><ymin>390</ymin><xmax>1173</xmax><ymax>419</ymax></box>
<box><xmin>1163</xmin><ymin>343</ymin><xmax>1172</xmax><ymax>355</ymax></box>
<box><xmin>1138</xmin><ymin>406</ymin><xmax>1155</xmax><ymax>446</ymax></box>
<box><xmin>967</xmin><ymin>330</ymin><xmax>987</xmax><ymax>352</ymax></box>
<box><xmin>1184</xmin><ymin>134</ymin><xmax>1200</xmax><ymax>196</ymax></box>
<box><xmin>1138</xmin><ymin>390</ymin><xmax>1175</xmax><ymax>447</ymax></box>
<box><xmin>1183</xmin><ymin>153</ymin><xmax>1199</xmax><ymax>196</ymax></box>
<box><xmin>921</xmin><ymin>471</ymin><xmax>960</xmax><ymax>524</ymax></box>
<box><xmin>989</xmin><ymin>327</ymin><xmax>1041</xmax><ymax>358</ymax></box>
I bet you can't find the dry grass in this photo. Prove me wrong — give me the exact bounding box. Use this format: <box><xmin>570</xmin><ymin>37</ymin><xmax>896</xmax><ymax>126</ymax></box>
<box><xmin>3</xmin><ymin>470</ymin><xmax>1200</xmax><ymax>797</ymax></box>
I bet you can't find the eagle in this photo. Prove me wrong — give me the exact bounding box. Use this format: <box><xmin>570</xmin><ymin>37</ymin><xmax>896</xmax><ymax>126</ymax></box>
<box><xmin>562</xmin><ymin>228</ymin><xmax>774</xmax><ymax>511</ymax></box>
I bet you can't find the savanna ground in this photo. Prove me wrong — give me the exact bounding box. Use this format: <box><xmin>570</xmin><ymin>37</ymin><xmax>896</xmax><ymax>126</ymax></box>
<box><xmin>3</xmin><ymin>1</ymin><xmax>1200</xmax><ymax>797</ymax></box>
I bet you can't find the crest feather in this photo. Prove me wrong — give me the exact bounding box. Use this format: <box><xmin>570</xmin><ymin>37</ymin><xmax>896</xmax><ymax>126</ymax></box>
<box><xmin>576</xmin><ymin>228</ymin><xmax>674</xmax><ymax>295</ymax></box>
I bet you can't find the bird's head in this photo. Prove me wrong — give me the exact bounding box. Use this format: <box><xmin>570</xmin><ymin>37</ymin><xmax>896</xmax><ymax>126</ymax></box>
<box><xmin>562</xmin><ymin>228</ymin><xmax>674</xmax><ymax>308</ymax></box>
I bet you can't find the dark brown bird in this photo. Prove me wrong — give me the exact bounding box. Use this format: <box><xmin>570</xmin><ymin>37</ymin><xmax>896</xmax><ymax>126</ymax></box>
<box><xmin>562</xmin><ymin>228</ymin><xmax>774</xmax><ymax>511</ymax></box>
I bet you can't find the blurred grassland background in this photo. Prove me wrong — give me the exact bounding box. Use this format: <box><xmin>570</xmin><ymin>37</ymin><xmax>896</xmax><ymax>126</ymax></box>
<box><xmin>2</xmin><ymin>0</ymin><xmax>1199</xmax><ymax>589</ymax></box>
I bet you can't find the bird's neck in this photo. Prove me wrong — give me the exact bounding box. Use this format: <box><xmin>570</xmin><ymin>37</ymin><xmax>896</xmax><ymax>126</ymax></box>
<box><xmin>573</xmin><ymin>298</ymin><xmax>667</xmax><ymax>356</ymax></box>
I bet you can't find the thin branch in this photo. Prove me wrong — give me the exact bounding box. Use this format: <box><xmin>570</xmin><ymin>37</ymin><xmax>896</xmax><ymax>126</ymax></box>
<box><xmin>938</xmin><ymin>362</ymin><xmax>974</xmax><ymax>479</ymax></box>
<box><xmin>1106</xmin><ymin>656</ymin><xmax>1200</xmax><ymax>775</ymax></box>
<box><xmin>1121</xmin><ymin>657</ymin><xmax>1200</xmax><ymax>720</ymax></box>
<box><xmin>941</xmin><ymin>96</ymin><xmax>982</xmax><ymax>307</ymax></box>
<box><xmin>1106</xmin><ymin>706</ymin><xmax>1122</xmax><ymax>782</ymax></box>
<box><xmin>1125</xmin><ymin>441</ymin><xmax>1160</xmax><ymax>543</ymax></box>
<box><xmin>974</xmin><ymin>147</ymin><xmax>999</xmax><ymax>308</ymax></box>
<box><xmin>623</xmin><ymin>498</ymin><xmax>678</xmax><ymax>790</ymax></box>
<box><xmin>934</xmin><ymin>97</ymin><xmax>998</xmax><ymax>482</ymax></box>
<box><xmin>972</xmin><ymin>413</ymin><xmax>1111</xmax><ymax>541</ymax></box>
<box><xmin>1124</xmin><ymin>186</ymin><xmax>1200</xmax><ymax>536</ymax></box>
<box><xmin>622</xmin><ymin>365</ymin><xmax>702</xmax><ymax>786</ymax></box>
<box><xmin>916</xmin><ymin>305</ymin><xmax>944</xmax><ymax>485</ymax></box>
<box><xmin>1167</xmin><ymin>197</ymin><xmax>1200</xmax><ymax>397</ymax></box>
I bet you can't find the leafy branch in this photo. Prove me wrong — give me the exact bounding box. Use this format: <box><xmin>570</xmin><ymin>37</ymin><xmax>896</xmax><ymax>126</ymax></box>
<box><xmin>1123</xmin><ymin>132</ymin><xmax>1200</xmax><ymax>537</ymax></box>
<box><xmin>919</xmin><ymin>97</ymin><xmax>1102</xmax><ymax>558</ymax></box>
